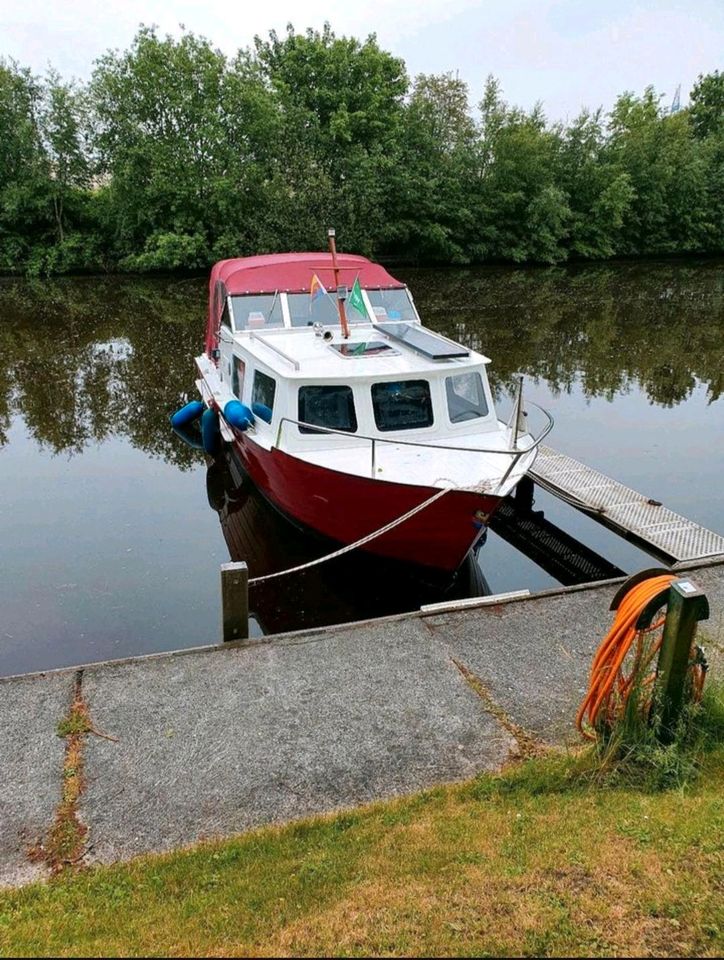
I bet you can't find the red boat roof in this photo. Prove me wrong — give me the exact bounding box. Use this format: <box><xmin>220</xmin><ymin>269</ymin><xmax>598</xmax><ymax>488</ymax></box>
<box><xmin>211</xmin><ymin>252</ymin><xmax>405</xmax><ymax>295</ymax></box>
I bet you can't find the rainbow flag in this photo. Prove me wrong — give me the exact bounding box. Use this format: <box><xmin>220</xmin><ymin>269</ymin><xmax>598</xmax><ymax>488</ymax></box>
<box><xmin>310</xmin><ymin>273</ymin><xmax>328</xmax><ymax>301</ymax></box>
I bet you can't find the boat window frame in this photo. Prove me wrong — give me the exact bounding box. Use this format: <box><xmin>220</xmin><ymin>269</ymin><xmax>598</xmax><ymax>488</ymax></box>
<box><xmin>370</xmin><ymin>378</ymin><xmax>435</xmax><ymax>433</ymax></box>
<box><xmin>229</xmin><ymin>291</ymin><xmax>285</xmax><ymax>332</ymax></box>
<box><xmin>328</xmin><ymin>341</ymin><xmax>400</xmax><ymax>359</ymax></box>
<box><xmin>222</xmin><ymin>296</ymin><xmax>234</xmax><ymax>332</ymax></box>
<box><xmin>251</xmin><ymin>368</ymin><xmax>277</xmax><ymax>425</ymax></box>
<box><xmin>232</xmin><ymin>354</ymin><xmax>246</xmax><ymax>401</ymax></box>
<box><xmin>444</xmin><ymin>370</ymin><xmax>490</xmax><ymax>425</ymax></box>
<box><xmin>297</xmin><ymin>384</ymin><xmax>359</xmax><ymax>436</ymax></box>
<box><xmin>365</xmin><ymin>287</ymin><xmax>420</xmax><ymax>325</ymax></box>
<box><xmin>286</xmin><ymin>291</ymin><xmax>368</xmax><ymax>329</ymax></box>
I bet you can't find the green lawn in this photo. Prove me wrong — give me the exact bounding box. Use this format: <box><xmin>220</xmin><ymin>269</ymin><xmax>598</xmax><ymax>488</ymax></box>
<box><xmin>2</xmin><ymin>710</ymin><xmax>723</xmax><ymax>957</ymax></box>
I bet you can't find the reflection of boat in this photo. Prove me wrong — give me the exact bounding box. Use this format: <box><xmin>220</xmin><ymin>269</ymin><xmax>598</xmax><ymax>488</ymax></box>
<box><xmin>187</xmin><ymin>235</ymin><xmax>552</xmax><ymax>573</ymax></box>
<box><xmin>207</xmin><ymin>455</ymin><xmax>491</xmax><ymax>635</ymax></box>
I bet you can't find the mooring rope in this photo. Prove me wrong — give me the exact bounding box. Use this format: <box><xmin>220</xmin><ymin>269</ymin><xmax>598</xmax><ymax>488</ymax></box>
<box><xmin>248</xmin><ymin>485</ymin><xmax>452</xmax><ymax>585</ymax></box>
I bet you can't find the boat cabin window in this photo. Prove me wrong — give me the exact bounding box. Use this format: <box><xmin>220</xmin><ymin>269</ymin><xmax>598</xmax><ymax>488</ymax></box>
<box><xmin>287</xmin><ymin>292</ymin><xmax>363</xmax><ymax>327</ymax></box>
<box><xmin>371</xmin><ymin>380</ymin><xmax>434</xmax><ymax>432</ymax></box>
<box><xmin>298</xmin><ymin>385</ymin><xmax>357</xmax><ymax>435</ymax></box>
<box><xmin>367</xmin><ymin>288</ymin><xmax>417</xmax><ymax>323</ymax></box>
<box><xmin>446</xmin><ymin>372</ymin><xmax>489</xmax><ymax>423</ymax></box>
<box><xmin>251</xmin><ymin>370</ymin><xmax>276</xmax><ymax>423</ymax></box>
<box><xmin>230</xmin><ymin>294</ymin><xmax>284</xmax><ymax>331</ymax></box>
<box><xmin>232</xmin><ymin>356</ymin><xmax>246</xmax><ymax>399</ymax></box>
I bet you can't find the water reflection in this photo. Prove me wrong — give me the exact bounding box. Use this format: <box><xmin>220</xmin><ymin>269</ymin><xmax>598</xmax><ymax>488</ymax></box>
<box><xmin>0</xmin><ymin>259</ymin><xmax>721</xmax><ymax>467</ymax></box>
<box><xmin>0</xmin><ymin>277</ymin><xmax>205</xmax><ymax>466</ymax></box>
<box><xmin>407</xmin><ymin>259</ymin><xmax>724</xmax><ymax>406</ymax></box>
<box><xmin>0</xmin><ymin>261</ymin><xmax>721</xmax><ymax>675</ymax></box>
<box><xmin>208</xmin><ymin>455</ymin><xmax>489</xmax><ymax>634</ymax></box>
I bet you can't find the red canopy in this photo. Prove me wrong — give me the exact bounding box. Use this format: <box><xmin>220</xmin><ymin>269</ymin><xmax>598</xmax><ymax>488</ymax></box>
<box><xmin>206</xmin><ymin>252</ymin><xmax>404</xmax><ymax>354</ymax></box>
<box><xmin>212</xmin><ymin>252</ymin><xmax>403</xmax><ymax>296</ymax></box>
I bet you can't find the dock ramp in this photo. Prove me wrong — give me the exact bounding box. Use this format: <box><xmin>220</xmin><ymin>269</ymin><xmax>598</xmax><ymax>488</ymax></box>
<box><xmin>529</xmin><ymin>445</ymin><xmax>724</xmax><ymax>567</ymax></box>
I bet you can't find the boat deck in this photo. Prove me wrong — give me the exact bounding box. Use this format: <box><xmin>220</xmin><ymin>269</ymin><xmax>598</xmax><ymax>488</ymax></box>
<box><xmin>285</xmin><ymin>429</ymin><xmax>536</xmax><ymax>496</ymax></box>
<box><xmin>529</xmin><ymin>445</ymin><xmax>724</xmax><ymax>566</ymax></box>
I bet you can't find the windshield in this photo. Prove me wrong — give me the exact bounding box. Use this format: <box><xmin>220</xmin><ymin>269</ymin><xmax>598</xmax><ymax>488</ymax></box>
<box><xmin>288</xmin><ymin>292</ymin><xmax>369</xmax><ymax>327</ymax></box>
<box><xmin>366</xmin><ymin>288</ymin><xmax>418</xmax><ymax>323</ymax></box>
<box><xmin>230</xmin><ymin>294</ymin><xmax>284</xmax><ymax>331</ymax></box>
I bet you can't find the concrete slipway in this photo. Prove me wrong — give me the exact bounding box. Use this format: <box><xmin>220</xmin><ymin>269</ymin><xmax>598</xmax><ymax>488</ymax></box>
<box><xmin>1</xmin><ymin>559</ymin><xmax>722</xmax><ymax>888</ymax></box>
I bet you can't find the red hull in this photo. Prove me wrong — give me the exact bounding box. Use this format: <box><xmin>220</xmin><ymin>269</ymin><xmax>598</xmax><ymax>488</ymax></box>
<box><xmin>232</xmin><ymin>435</ymin><xmax>500</xmax><ymax>572</ymax></box>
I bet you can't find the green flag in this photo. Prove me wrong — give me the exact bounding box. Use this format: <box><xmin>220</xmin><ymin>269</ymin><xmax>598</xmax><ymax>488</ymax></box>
<box><xmin>348</xmin><ymin>276</ymin><xmax>366</xmax><ymax>318</ymax></box>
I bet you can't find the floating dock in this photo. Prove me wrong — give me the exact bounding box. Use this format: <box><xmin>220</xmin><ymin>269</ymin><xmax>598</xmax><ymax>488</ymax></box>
<box><xmin>529</xmin><ymin>445</ymin><xmax>724</xmax><ymax>566</ymax></box>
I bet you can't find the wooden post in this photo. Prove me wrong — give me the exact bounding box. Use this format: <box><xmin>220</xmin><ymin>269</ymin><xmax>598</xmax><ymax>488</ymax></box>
<box><xmin>220</xmin><ymin>561</ymin><xmax>249</xmax><ymax>642</ymax></box>
<box><xmin>656</xmin><ymin>579</ymin><xmax>709</xmax><ymax>741</ymax></box>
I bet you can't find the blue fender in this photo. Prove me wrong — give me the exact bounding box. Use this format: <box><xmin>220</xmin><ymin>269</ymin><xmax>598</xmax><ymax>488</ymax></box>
<box><xmin>170</xmin><ymin>399</ymin><xmax>205</xmax><ymax>429</ymax></box>
<box><xmin>252</xmin><ymin>402</ymin><xmax>273</xmax><ymax>424</ymax></box>
<box><xmin>223</xmin><ymin>400</ymin><xmax>255</xmax><ymax>431</ymax></box>
<box><xmin>201</xmin><ymin>407</ymin><xmax>221</xmax><ymax>455</ymax></box>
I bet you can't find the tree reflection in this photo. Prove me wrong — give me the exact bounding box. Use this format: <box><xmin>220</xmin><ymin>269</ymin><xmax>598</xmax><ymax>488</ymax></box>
<box><xmin>0</xmin><ymin>260</ymin><xmax>721</xmax><ymax>462</ymax></box>
<box><xmin>405</xmin><ymin>259</ymin><xmax>724</xmax><ymax>407</ymax></box>
<box><xmin>0</xmin><ymin>276</ymin><xmax>206</xmax><ymax>467</ymax></box>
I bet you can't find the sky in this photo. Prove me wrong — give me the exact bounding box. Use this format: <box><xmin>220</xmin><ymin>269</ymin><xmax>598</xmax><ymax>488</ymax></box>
<box><xmin>1</xmin><ymin>0</ymin><xmax>722</xmax><ymax>121</ymax></box>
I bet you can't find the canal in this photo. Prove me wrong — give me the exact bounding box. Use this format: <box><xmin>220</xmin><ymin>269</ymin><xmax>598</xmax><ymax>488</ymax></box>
<box><xmin>1</xmin><ymin>259</ymin><xmax>722</xmax><ymax>676</ymax></box>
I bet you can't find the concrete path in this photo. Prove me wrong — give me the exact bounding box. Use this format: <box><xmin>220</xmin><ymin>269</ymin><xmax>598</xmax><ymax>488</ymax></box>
<box><xmin>2</xmin><ymin>560</ymin><xmax>722</xmax><ymax>887</ymax></box>
<box><xmin>0</xmin><ymin>674</ymin><xmax>71</xmax><ymax>887</ymax></box>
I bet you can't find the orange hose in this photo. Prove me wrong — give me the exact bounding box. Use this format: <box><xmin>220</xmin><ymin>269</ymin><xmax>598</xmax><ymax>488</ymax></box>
<box><xmin>576</xmin><ymin>574</ymin><xmax>675</xmax><ymax>740</ymax></box>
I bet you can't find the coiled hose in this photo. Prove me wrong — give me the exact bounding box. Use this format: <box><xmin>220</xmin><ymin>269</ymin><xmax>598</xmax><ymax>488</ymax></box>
<box><xmin>576</xmin><ymin>573</ymin><xmax>706</xmax><ymax>740</ymax></box>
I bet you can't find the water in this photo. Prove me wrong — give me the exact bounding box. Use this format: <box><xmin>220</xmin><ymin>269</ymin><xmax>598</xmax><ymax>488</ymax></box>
<box><xmin>1</xmin><ymin>260</ymin><xmax>722</xmax><ymax>676</ymax></box>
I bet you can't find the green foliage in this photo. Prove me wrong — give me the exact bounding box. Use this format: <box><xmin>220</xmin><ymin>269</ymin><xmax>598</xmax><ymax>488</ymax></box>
<box><xmin>690</xmin><ymin>69</ymin><xmax>724</xmax><ymax>139</ymax></box>
<box><xmin>0</xmin><ymin>29</ymin><xmax>722</xmax><ymax>274</ymax></box>
<box><xmin>594</xmin><ymin>677</ymin><xmax>724</xmax><ymax>792</ymax></box>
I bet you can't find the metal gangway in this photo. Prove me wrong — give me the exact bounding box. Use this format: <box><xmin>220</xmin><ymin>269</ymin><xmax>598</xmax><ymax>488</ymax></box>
<box><xmin>528</xmin><ymin>445</ymin><xmax>724</xmax><ymax>567</ymax></box>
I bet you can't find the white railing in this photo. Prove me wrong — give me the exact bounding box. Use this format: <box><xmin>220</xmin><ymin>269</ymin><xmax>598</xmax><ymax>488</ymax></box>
<box><xmin>274</xmin><ymin>401</ymin><xmax>554</xmax><ymax>495</ymax></box>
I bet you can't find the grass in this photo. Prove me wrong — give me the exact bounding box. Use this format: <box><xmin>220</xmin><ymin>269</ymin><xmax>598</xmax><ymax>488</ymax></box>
<box><xmin>34</xmin><ymin>685</ymin><xmax>91</xmax><ymax>870</ymax></box>
<box><xmin>1</xmin><ymin>686</ymin><xmax>723</xmax><ymax>958</ymax></box>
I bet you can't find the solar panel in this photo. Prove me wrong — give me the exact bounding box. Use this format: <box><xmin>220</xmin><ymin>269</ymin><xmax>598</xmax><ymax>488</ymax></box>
<box><xmin>376</xmin><ymin>322</ymin><xmax>469</xmax><ymax>360</ymax></box>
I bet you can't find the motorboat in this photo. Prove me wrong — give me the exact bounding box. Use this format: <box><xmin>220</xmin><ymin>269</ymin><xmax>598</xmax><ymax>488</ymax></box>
<box><xmin>176</xmin><ymin>232</ymin><xmax>553</xmax><ymax>573</ymax></box>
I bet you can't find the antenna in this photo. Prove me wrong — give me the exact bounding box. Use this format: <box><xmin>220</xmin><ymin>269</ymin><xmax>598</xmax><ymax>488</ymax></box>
<box><xmin>670</xmin><ymin>84</ymin><xmax>681</xmax><ymax>115</ymax></box>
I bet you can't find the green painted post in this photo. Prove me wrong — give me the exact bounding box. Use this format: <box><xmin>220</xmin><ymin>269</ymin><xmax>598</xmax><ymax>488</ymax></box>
<box><xmin>656</xmin><ymin>579</ymin><xmax>709</xmax><ymax>741</ymax></box>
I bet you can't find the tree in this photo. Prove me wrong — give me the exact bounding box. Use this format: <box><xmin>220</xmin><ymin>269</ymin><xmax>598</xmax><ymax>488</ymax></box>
<box><xmin>474</xmin><ymin>80</ymin><xmax>570</xmax><ymax>263</ymax></box>
<box><xmin>39</xmin><ymin>70</ymin><xmax>90</xmax><ymax>244</ymax></box>
<box><xmin>2</xmin><ymin>29</ymin><xmax>723</xmax><ymax>274</ymax></box>
<box><xmin>385</xmin><ymin>72</ymin><xmax>477</xmax><ymax>261</ymax></box>
<box><xmin>250</xmin><ymin>24</ymin><xmax>408</xmax><ymax>253</ymax></box>
<box><xmin>0</xmin><ymin>60</ymin><xmax>49</xmax><ymax>270</ymax></box>
<box><xmin>689</xmin><ymin>70</ymin><xmax>724</xmax><ymax>139</ymax></box>
<box><xmin>554</xmin><ymin>110</ymin><xmax>634</xmax><ymax>259</ymax></box>
<box><xmin>607</xmin><ymin>87</ymin><xmax>709</xmax><ymax>254</ymax></box>
<box><xmin>91</xmin><ymin>27</ymin><xmax>236</xmax><ymax>266</ymax></box>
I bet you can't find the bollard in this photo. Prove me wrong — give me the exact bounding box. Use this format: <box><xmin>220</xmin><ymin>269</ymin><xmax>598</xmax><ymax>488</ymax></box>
<box><xmin>220</xmin><ymin>561</ymin><xmax>249</xmax><ymax>642</ymax></box>
<box><xmin>655</xmin><ymin>579</ymin><xmax>709</xmax><ymax>741</ymax></box>
<box><xmin>514</xmin><ymin>474</ymin><xmax>535</xmax><ymax>512</ymax></box>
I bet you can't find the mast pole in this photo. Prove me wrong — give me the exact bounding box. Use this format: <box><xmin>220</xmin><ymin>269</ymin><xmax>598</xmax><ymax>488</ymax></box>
<box><xmin>328</xmin><ymin>227</ymin><xmax>350</xmax><ymax>339</ymax></box>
